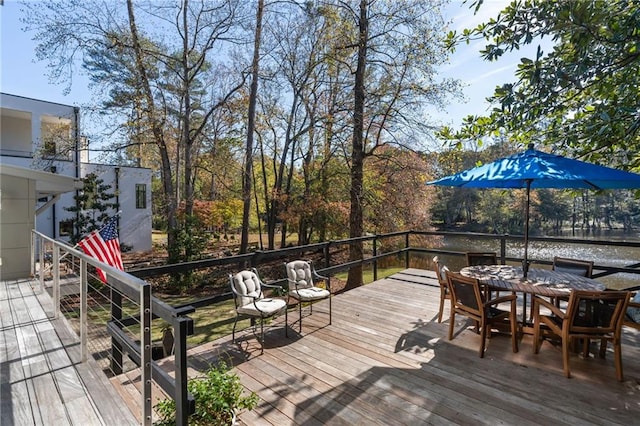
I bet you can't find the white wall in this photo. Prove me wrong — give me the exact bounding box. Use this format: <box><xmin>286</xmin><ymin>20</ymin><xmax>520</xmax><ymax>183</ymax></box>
<box><xmin>79</xmin><ymin>164</ymin><xmax>153</xmax><ymax>252</ymax></box>
<box><xmin>1</xmin><ymin>93</ymin><xmax>77</xmax><ymax>156</ymax></box>
<box><xmin>0</xmin><ymin>174</ymin><xmax>36</xmax><ymax>280</ymax></box>
<box><xmin>1</xmin><ymin>94</ymin><xmax>153</xmax><ymax>253</ymax></box>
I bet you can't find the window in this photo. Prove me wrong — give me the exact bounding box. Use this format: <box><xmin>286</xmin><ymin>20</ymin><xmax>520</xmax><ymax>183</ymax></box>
<box><xmin>59</xmin><ymin>219</ymin><xmax>74</xmax><ymax>237</ymax></box>
<box><xmin>136</xmin><ymin>184</ymin><xmax>147</xmax><ymax>209</ymax></box>
<box><xmin>40</xmin><ymin>118</ymin><xmax>72</xmax><ymax>160</ymax></box>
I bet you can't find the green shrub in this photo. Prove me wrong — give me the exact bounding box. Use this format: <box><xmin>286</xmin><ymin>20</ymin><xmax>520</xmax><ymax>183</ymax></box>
<box><xmin>154</xmin><ymin>361</ymin><xmax>258</xmax><ymax>425</ymax></box>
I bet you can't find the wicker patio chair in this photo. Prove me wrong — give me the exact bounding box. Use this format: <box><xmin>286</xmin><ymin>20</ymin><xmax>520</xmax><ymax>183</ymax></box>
<box><xmin>551</xmin><ymin>257</ymin><xmax>595</xmax><ymax>307</ymax></box>
<box><xmin>466</xmin><ymin>252</ymin><xmax>499</xmax><ymax>298</ymax></box>
<box><xmin>552</xmin><ymin>257</ymin><xmax>594</xmax><ymax>277</ymax></box>
<box><xmin>465</xmin><ymin>252</ymin><xmax>498</xmax><ymax>266</ymax></box>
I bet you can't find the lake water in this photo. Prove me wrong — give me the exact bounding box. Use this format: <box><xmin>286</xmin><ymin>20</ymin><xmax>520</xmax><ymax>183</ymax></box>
<box><xmin>415</xmin><ymin>230</ymin><xmax>640</xmax><ymax>290</ymax></box>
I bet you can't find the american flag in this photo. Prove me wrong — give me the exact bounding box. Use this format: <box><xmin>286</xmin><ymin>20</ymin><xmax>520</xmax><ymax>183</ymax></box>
<box><xmin>78</xmin><ymin>216</ymin><xmax>124</xmax><ymax>283</ymax></box>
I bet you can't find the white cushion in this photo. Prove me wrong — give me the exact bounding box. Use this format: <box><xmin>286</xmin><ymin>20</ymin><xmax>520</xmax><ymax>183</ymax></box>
<box><xmin>286</xmin><ymin>260</ymin><xmax>314</xmax><ymax>289</ymax></box>
<box><xmin>289</xmin><ymin>287</ymin><xmax>330</xmax><ymax>301</ymax></box>
<box><xmin>231</xmin><ymin>270</ymin><xmax>264</xmax><ymax>307</ymax></box>
<box><xmin>237</xmin><ymin>298</ymin><xmax>287</xmax><ymax>316</ymax></box>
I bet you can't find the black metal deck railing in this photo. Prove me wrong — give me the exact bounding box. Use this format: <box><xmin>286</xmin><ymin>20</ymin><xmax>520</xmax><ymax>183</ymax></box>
<box><xmin>37</xmin><ymin>229</ymin><xmax>640</xmax><ymax>425</ymax></box>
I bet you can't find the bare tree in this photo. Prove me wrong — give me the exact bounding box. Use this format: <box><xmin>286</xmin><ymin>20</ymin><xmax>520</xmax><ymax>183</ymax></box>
<box><xmin>241</xmin><ymin>0</ymin><xmax>264</xmax><ymax>254</ymax></box>
<box><xmin>23</xmin><ymin>0</ymin><xmax>249</xmax><ymax>261</ymax></box>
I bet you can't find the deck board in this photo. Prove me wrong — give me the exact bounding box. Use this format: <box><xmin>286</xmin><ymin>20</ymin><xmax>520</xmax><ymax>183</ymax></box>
<box><xmin>182</xmin><ymin>269</ymin><xmax>640</xmax><ymax>425</ymax></box>
<box><xmin>0</xmin><ymin>278</ymin><xmax>137</xmax><ymax>426</ymax></box>
<box><xmin>106</xmin><ymin>268</ymin><xmax>640</xmax><ymax>425</ymax></box>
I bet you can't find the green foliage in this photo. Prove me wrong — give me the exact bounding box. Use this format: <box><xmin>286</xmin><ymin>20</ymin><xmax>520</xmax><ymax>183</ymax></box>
<box><xmin>154</xmin><ymin>361</ymin><xmax>258</xmax><ymax>426</ymax></box>
<box><xmin>442</xmin><ymin>0</ymin><xmax>640</xmax><ymax>168</ymax></box>
<box><xmin>168</xmin><ymin>214</ymin><xmax>211</xmax><ymax>264</ymax></box>
<box><xmin>167</xmin><ymin>214</ymin><xmax>211</xmax><ymax>292</ymax></box>
<box><xmin>64</xmin><ymin>173</ymin><xmax>119</xmax><ymax>244</ymax></box>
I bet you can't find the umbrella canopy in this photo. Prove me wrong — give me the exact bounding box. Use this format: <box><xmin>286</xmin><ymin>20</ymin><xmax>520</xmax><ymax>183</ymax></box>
<box><xmin>427</xmin><ymin>144</ymin><xmax>640</xmax><ymax>277</ymax></box>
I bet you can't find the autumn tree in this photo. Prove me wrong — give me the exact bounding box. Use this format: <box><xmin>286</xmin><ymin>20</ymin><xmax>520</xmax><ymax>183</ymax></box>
<box><xmin>240</xmin><ymin>0</ymin><xmax>264</xmax><ymax>254</ymax></box>
<box><xmin>366</xmin><ymin>146</ymin><xmax>435</xmax><ymax>233</ymax></box>
<box><xmin>249</xmin><ymin>2</ymin><xmax>351</xmax><ymax>249</ymax></box>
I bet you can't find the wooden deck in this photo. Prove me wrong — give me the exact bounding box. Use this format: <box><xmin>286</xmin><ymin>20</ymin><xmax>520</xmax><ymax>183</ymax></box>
<box><xmin>150</xmin><ymin>268</ymin><xmax>640</xmax><ymax>425</ymax></box>
<box><xmin>0</xmin><ymin>277</ymin><xmax>137</xmax><ymax>426</ymax></box>
<box><xmin>8</xmin><ymin>267</ymin><xmax>640</xmax><ymax>425</ymax></box>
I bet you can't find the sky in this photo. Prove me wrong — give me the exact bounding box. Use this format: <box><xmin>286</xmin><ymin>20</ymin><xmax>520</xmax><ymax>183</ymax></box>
<box><xmin>0</xmin><ymin>0</ymin><xmax>544</xmax><ymax>135</ymax></box>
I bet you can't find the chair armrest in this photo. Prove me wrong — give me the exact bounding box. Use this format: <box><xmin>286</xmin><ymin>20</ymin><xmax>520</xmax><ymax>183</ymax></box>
<box><xmin>262</xmin><ymin>282</ymin><xmax>287</xmax><ymax>301</ymax></box>
<box><xmin>533</xmin><ymin>296</ymin><xmax>565</xmax><ymax>319</ymax></box>
<box><xmin>621</xmin><ymin>285</ymin><xmax>640</xmax><ymax>292</ymax></box>
<box><xmin>312</xmin><ymin>270</ymin><xmax>331</xmax><ymax>291</ymax></box>
<box><xmin>262</xmin><ymin>282</ymin><xmax>285</xmax><ymax>292</ymax></box>
<box><xmin>485</xmin><ymin>293</ymin><xmax>516</xmax><ymax>307</ymax></box>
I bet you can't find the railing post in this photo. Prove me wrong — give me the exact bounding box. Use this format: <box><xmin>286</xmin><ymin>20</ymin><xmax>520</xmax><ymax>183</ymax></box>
<box><xmin>500</xmin><ymin>235</ymin><xmax>507</xmax><ymax>264</ymax></box>
<box><xmin>140</xmin><ymin>282</ymin><xmax>152</xmax><ymax>425</ymax></box>
<box><xmin>30</xmin><ymin>231</ymin><xmax>35</xmax><ymax>279</ymax></box>
<box><xmin>174</xmin><ymin>316</ymin><xmax>192</xmax><ymax>426</ymax></box>
<box><xmin>80</xmin><ymin>259</ymin><xmax>88</xmax><ymax>362</ymax></box>
<box><xmin>38</xmin><ymin>235</ymin><xmax>45</xmax><ymax>291</ymax></box>
<box><xmin>52</xmin><ymin>244</ymin><xmax>60</xmax><ymax>319</ymax></box>
<box><xmin>251</xmin><ymin>250</ymin><xmax>262</xmax><ymax>268</ymax></box>
<box><xmin>324</xmin><ymin>242</ymin><xmax>331</xmax><ymax>269</ymax></box>
<box><xmin>111</xmin><ymin>287</ymin><xmax>123</xmax><ymax>375</ymax></box>
<box><xmin>405</xmin><ymin>232</ymin><xmax>410</xmax><ymax>269</ymax></box>
<box><xmin>373</xmin><ymin>236</ymin><xmax>378</xmax><ymax>282</ymax></box>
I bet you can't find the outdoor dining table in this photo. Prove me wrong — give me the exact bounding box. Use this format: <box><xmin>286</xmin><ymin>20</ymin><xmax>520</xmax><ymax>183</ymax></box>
<box><xmin>460</xmin><ymin>264</ymin><xmax>607</xmax><ymax>330</ymax></box>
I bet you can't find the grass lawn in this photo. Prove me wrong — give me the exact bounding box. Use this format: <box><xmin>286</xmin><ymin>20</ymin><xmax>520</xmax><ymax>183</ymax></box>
<box><xmin>155</xmin><ymin>294</ymin><xmax>240</xmax><ymax>346</ymax></box>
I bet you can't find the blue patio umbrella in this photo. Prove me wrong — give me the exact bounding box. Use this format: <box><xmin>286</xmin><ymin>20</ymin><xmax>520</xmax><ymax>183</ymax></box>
<box><xmin>427</xmin><ymin>144</ymin><xmax>640</xmax><ymax>277</ymax></box>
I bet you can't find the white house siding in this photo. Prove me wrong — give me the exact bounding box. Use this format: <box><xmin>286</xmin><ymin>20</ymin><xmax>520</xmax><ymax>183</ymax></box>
<box><xmin>0</xmin><ymin>174</ymin><xmax>36</xmax><ymax>279</ymax></box>
<box><xmin>0</xmin><ymin>93</ymin><xmax>79</xmax><ymax>159</ymax></box>
<box><xmin>1</xmin><ymin>93</ymin><xmax>152</xmax><ymax>253</ymax></box>
<box><xmin>78</xmin><ymin>164</ymin><xmax>153</xmax><ymax>252</ymax></box>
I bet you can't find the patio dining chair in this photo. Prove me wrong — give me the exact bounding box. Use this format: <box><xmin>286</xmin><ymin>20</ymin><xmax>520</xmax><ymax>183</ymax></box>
<box><xmin>446</xmin><ymin>271</ymin><xmax>519</xmax><ymax>358</ymax></box>
<box><xmin>619</xmin><ymin>285</ymin><xmax>640</xmax><ymax>331</ymax></box>
<box><xmin>432</xmin><ymin>256</ymin><xmax>451</xmax><ymax>323</ymax></box>
<box><xmin>552</xmin><ymin>257</ymin><xmax>594</xmax><ymax>277</ymax></box>
<box><xmin>551</xmin><ymin>257</ymin><xmax>595</xmax><ymax>307</ymax></box>
<box><xmin>532</xmin><ymin>289</ymin><xmax>630</xmax><ymax>381</ymax></box>
<box><xmin>285</xmin><ymin>259</ymin><xmax>331</xmax><ymax>333</ymax></box>
<box><xmin>466</xmin><ymin>251</ymin><xmax>499</xmax><ymax>298</ymax></box>
<box><xmin>465</xmin><ymin>252</ymin><xmax>498</xmax><ymax>266</ymax></box>
<box><xmin>229</xmin><ymin>268</ymin><xmax>288</xmax><ymax>353</ymax></box>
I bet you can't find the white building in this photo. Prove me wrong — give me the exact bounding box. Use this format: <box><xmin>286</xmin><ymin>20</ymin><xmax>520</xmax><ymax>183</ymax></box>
<box><xmin>0</xmin><ymin>93</ymin><xmax>152</xmax><ymax>255</ymax></box>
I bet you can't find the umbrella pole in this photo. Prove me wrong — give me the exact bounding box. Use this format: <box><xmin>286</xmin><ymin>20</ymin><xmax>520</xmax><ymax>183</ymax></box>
<box><xmin>523</xmin><ymin>179</ymin><xmax>532</xmax><ymax>279</ymax></box>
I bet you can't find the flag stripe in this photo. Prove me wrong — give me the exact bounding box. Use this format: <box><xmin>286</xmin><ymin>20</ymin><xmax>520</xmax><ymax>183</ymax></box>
<box><xmin>78</xmin><ymin>216</ymin><xmax>124</xmax><ymax>283</ymax></box>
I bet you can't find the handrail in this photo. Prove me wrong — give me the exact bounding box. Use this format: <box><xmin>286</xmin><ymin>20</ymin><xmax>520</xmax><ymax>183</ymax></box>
<box><xmin>31</xmin><ymin>230</ymin><xmax>194</xmax><ymax>426</ymax></box>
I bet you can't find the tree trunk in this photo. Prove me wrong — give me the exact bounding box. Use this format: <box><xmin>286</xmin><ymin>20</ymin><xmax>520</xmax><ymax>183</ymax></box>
<box><xmin>181</xmin><ymin>0</ymin><xmax>195</xmax><ymax>259</ymax></box>
<box><xmin>241</xmin><ymin>0</ymin><xmax>264</xmax><ymax>254</ymax></box>
<box><xmin>126</xmin><ymin>0</ymin><xmax>177</xmax><ymax>251</ymax></box>
<box><xmin>345</xmin><ymin>0</ymin><xmax>368</xmax><ymax>291</ymax></box>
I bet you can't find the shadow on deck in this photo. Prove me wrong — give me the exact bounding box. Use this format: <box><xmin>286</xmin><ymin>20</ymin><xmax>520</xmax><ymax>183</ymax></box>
<box><xmin>141</xmin><ymin>268</ymin><xmax>640</xmax><ymax>425</ymax></box>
